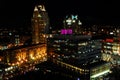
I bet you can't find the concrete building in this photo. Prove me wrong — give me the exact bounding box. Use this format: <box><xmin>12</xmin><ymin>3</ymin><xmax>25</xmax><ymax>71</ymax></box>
<box><xmin>63</xmin><ymin>15</ymin><xmax>82</xmax><ymax>34</ymax></box>
<box><xmin>47</xmin><ymin>34</ymin><xmax>110</xmax><ymax>79</ymax></box>
<box><xmin>102</xmin><ymin>37</ymin><xmax>120</xmax><ymax>65</ymax></box>
<box><xmin>31</xmin><ymin>4</ymin><xmax>49</xmax><ymax>44</ymax></box>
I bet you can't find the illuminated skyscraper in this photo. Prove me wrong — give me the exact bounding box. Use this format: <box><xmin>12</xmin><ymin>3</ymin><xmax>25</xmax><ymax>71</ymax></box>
<box><xmin>102</xmin><ymin>29</ymin><xmax>120</xmax><ymax>65</ymax></box>
<box><xmin>63</xmin><ymin>15</ymin><xmax>82</xmax><ymax>34</ymax></box>
<box><xmin>31</xmin><ymin>4</ymin><xmax>49</xmax><ymax>44</ymax></box>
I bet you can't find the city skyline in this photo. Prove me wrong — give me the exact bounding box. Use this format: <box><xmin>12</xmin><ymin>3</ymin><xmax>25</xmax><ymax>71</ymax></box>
<box><xmin>0</xmin><ymin>1</ymin><xmax>120</xmax><ymax>80</ymax></box>
<box><xmin>0</xmin><ymin>0</ymin><xmax>120</xmax><ymax>28</ymax></box>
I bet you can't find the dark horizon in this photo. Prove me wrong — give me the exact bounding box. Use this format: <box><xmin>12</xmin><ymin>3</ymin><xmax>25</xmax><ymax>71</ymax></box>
<box><xmin>0</xmin><ymin>0</ymin><xmax>120</xmax><ymax>28</ymax></box>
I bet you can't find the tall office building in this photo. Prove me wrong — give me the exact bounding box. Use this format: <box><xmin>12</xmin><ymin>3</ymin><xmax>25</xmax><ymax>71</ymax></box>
<box><xmin>48</xmin><ymin>35</ymin><xmax>102</xmax><ymax>64</ymax></box>
<box><xmin>63</xmin><ymin>15</ymin><xmax>82</xmax><ymax>34</ymax></box>
<box><xmin>31</xmin><ymin>4</ymin><xmax>49</xmax><ymax>44</ymax></box>
<box><xmin>102</xmin><ymin>29</ymin><xmax>120</xmax><ymax>65</ymax></box>
<box><xmin>47</xmin><ymin>34</ymin><xmax>110</xmax><ymax>79</ymax></box>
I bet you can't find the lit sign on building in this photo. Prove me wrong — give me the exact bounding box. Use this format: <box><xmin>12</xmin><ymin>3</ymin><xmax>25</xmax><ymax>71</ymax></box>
<box><xmin>72</xmin><ymin>15</ymin><xmax>78</xmax><ymax>20</ymax></box>
<box><xmin>67</xmin><ymin>29</ymin><xmax>72</xmax><ymax>34</ymax></box>
<box><xmin>106</xmin><ymin>39</ymin><xmax>113</xmax><ymax>43</ymax></box>
<box><xmin>61</xmin><ymin>29</ymin><xmax>73</xmax><ymax>35</ymax></box>
<box><xmin>61</xmin><ymin>29</ymin><xmax>67</xmax><ymax>34</ymax></box>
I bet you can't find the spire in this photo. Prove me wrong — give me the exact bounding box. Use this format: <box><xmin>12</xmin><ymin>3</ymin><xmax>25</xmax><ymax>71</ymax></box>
<box><xmin>34</xmin><ymin>6</ymin><xmax>38</xmax><ymax>11</ymax></box>
<box><xmin>38</xmin><ymin>5</ymin><xmax>46</xmax><ymax>11</ymax></box>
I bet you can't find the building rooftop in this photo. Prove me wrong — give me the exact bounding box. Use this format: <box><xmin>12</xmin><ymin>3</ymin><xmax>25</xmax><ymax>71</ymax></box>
<box><xmin>50</xmin><ymin>34</ymin><xmax>92</xmax><ymax>40</ymax></box>
<box><xmin>74</xmin><ymin>60</ymin><xmax>109</xmax><ymax>69</ymax></box>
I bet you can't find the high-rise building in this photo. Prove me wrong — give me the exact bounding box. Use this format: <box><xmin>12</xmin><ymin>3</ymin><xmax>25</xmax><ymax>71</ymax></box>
<box><xmin>31</xmin><ymin>4</ymin><xmax>49</xmax><ymax>44</ymax></box>
<box><xmin>63</xmin><ymin>15</ymin><xmax>82</xmax><ymax>34</ymax></box>
<box><xmin>47</xmin><ymin>34</ymin><xmax>110</xmax><ymax>80</ymax></box>
<box><xmin>102</xmin><ymin>31</ymin><xmax>120</xmax><ymax>65</ymax></box>
<box><xmin>48</xmin><ymin>35</ymin><xmax>102</xmax><ymax>64</ymax></box>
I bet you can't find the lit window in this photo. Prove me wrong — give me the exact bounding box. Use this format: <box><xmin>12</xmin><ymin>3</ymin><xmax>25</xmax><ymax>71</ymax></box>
<box><xmin>9</xmin><ymin>32</ymin><xmax>12</xmax><ymax>35</ymax></box>
<box><xmin>72</xmin><ymin>20</ymin><xmax>75</xmax><ymax>23</ymax></box>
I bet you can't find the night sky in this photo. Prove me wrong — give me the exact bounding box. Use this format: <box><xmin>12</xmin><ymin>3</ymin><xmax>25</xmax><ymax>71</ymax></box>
<box><xmin>0</xmin><ymin>0</ymin><xmax>120</xmax><ymax>29</ymax></box>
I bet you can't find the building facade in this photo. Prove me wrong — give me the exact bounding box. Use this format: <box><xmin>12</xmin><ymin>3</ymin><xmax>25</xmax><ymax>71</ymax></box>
<box><xmin>31</xmin><ymin>4</ymin><xmax>49</xmax><ymax>44</ymax></box>
<box><xmin>101</xmin><ymin>28</ymin><xmax>120</xmax><ymax>65</ymax></box>
<box><xmin>47</xmin><ymin>34</ymin><xmax>110</xmax><ymax>79</ymax></box>
<box><xmin>102</xmin><ymin>37</ymin><xmax>120</xmax><ymax>65</ymax></box>
<box><xmin>63</xmin><ymin>15</ymin><xmax>82</xmax><ymax>34</ymax></box>
<box><xmin>48</xmin><ymin>35</ymin><xmax>102</xmax><ymax>64</ymax></box>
